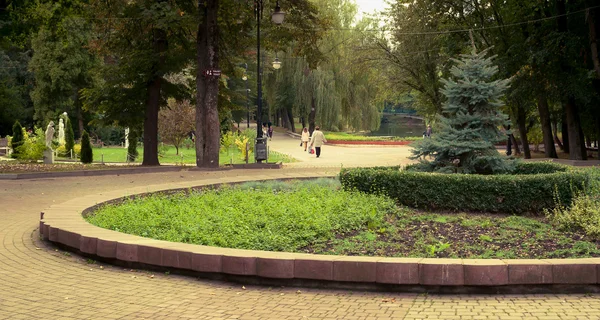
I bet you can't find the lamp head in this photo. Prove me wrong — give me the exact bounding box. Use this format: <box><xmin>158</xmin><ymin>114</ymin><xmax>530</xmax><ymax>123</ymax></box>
<box><xmin>272</xmin><ymin>58</ymin><xmax>281</xmax><ymax>70</ymax></box>
<box><xmin>271</xmin><ymin>2</ymin><xmax>285</xmax><ymax>24</ymax></box>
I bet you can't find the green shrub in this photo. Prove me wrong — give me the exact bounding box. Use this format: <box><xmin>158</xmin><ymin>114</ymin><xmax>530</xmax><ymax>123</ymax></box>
<box><xmin>15</xmin><ymin>127</ymin><xmax>46</xmax><ymax>161</ymax></box>
<box><xmin>511</xmin><ymin>161</ymin><xmax>568</xmax><ymax>175</ymax></box>
<box><xmin>65</xmin><ymin>117</ymin><xmax>74</xmax><ymax>155</ymax></box>
<box><xmin>80</xmin><ymin>131</ymin><xmax>93</xmax><ymax>164</ymax></box>
<box><xmin>127</xmin><ymin>130</ymin><xmax>138</xmax><ymax>162</ymax></box>
<box><xmin>546</xmin><ymin>193</ymin><xmax>600</xmax><ymax>239</ymax></box>
<box><xmin>56</xmin><ymin>144</ymin><xmax>81</xmax><ymax>158</ymax></box>
<box><xmin>339</xmin><ymin>166</ymin><xmax>590</xmax><ymax>214</ymax></box>
<box><xmin>11</xmin><ymin>121</ymin><xmax>24</xmax><ymax>158</ymax></box>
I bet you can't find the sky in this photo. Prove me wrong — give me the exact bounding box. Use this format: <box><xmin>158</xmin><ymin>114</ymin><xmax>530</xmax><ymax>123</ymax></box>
<box><xmin>354</xmin><ymin>0</ymin><xmax>389</xmax><ymax>20</ymax></box>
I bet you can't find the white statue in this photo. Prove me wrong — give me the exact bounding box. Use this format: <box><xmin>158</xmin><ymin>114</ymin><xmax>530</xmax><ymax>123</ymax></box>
<box><xmin>45</xmin><ymin>121</ymin><xmax>55</xmax><ymax>149</ymax></box>
<box><xmin>124</xmin><ymin>127</ymin><xmax>130</xmax><ymax>149</ymax></box>
<box><xmin>58</xmin><ymin>118</ymin><xmax>65</xmax><ymax>145</ymax></box>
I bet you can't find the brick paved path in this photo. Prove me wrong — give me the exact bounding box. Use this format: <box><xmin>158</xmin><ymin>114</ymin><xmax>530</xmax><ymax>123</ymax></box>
<box><xmin>2</xmin><ymin>168</ymin><xmax>600</xmax><ymax>319</ymax></box>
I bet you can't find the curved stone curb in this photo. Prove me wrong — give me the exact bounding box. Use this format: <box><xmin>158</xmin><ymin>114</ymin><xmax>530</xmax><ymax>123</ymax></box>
<box><xmin>40</xmin><ymin>174</ymin><xmax>600</xmax><ymax>289</ymax></box>
<box><xmin>0</xmin><ymin>166</ymin><xmax>187</xmax><ymax>180</ymax></box>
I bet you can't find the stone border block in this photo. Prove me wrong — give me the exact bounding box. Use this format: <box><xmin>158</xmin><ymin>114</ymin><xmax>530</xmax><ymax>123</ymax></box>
<box><xmin>222</xmin><ymin>255</ymin><xmax>256</xmax><ymax>275</ymax></box>
<box><xmin>295</xmin><ymin>258</ymin><xmax>334</xmax><ymax>281</ymax></box>
<box><xmin>138</xmin><ymin>245</ymin><xmax>162</xmax><ymax>265</ymax></box>
<box><xmin>58</xmin><ymin>230</ymin><xmax>81</xmax><ymax>249</ymax></box>
<box><xmin>80</xmin><ymin>236</ymin><xmax>97</xmax><ymax>255</ymax></box>
<box><xmin>463</xmin><ymin>259</ymin><xmax>507</xmax><ymax>286</ymax></box>
<box><xmin>256</xmin><ymin>257</ymin><xmax>294</xmax><ymax>279</ymax></box>
<box><xmin>545</xmin><ymin>260</ymin><xmax>597</xmax><ymax>284</ymax></box>
<box><xmin>333</xmin><ymin>257</ymin><xmax>379</xmax><ymax>282</ymax></box>
<box><xmin>48</xmin><ymin>226</ymin><xmax>59</xmax><ymax>242</ymax></box>
<box><xmin>162</xmin><ymin>249</ymin><xmax>193</xmax><ymax>270</ymax></box>
<box><xmin>505</xmin><ymin>260</ymin><xmax>553</xmax><ymax>284</ymax></box>
<box><xmin>191</xmin><ymin>252</ymin><xmax>222</xmax><ymax>273</ymax></box>
<box><xmin>96</xmin><ymin>239</ymin><xmax>117</xmax><ymax>258</ymax></box>
<box><xmin>419</xmin><ymin>259</ymin><xmax>464</xmax><ymax>286</ymax></box>
<box><xmin>376</xmin><ymin>258</ymin><xmax>421</xmax><ymax>284</ymax></box>
<box><xmin>41</xmin><ymin>223</ymin><xmax>49</xmax><ymax>241</ymax></box>
<box><xmin>116</xmin><ymin>243</ymin><xmax>138</xmax><ymax>262</ymax></box>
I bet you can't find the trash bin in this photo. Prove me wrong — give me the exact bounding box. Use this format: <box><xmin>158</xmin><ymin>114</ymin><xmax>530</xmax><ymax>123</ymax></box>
<box><xmin>255</xmin><ymin>137</ymin><xmax>268</xmax><ymax>162</ymax></box>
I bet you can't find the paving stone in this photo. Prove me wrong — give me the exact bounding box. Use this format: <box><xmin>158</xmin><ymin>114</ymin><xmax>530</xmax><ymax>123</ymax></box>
<box><xmin>4</xmin><ymin>160</ymin><xmax>600</xmax><ymax>319</ymax></box>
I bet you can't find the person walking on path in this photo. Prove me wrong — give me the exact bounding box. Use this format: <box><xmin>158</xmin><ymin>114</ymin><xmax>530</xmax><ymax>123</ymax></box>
<box><xmin>301</xmin><ymin>127</ymin><xmax>310</xmax><ymax>151</ymax></box>
<box><xmin>309</xmin><ymin>126</ymin><xmax>327</xmax><ymax>158</ymax></box>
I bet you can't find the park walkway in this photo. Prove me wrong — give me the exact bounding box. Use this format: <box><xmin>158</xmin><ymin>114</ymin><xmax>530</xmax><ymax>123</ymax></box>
<box><xmin>2</xmin><ymin>144</ymin><xmax>600</xmax><ymax>319</ymax></box>
<box><xmin>267</xmin><ymin>130</ymin><xmax>414</xmax><ymax>168</ymax></box>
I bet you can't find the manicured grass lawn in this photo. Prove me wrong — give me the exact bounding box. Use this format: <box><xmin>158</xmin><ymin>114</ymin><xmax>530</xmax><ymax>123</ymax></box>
<box><xmin>85</xmin><ymin>178</ymin><xmax>600</xmax><ymax>259</ymax></box>
<box><xmin>89</xmin><ymin>145</ymin><xmax>296</xmax><ymax>165</ymax></box>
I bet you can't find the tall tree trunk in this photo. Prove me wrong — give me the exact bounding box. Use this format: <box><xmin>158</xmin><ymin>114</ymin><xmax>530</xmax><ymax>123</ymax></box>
<box><xmin>510</xmin><ymin>134</ymin><xmax>520</xmax><ymax>155</ymax></box>
<box><xmin>308</xmin><ymin>96</ymin><xmax>316</xmax><ymax>136</ymax></box>
<box><xmin>565</xmin><ymin>98</ymin><xmax>587</xmax><ymax>160</ymax></box>
<box><xmin>141</xmin><ymin>11</ymin><xmax>167</xmax><ymax>166</ymax></box>
<box><xmin>537</xmin><ymin>94</ymin><xmax>558</xmax><ymax>158</ymax></box>
<box><xmin>517</xmin><ymin>103</ymin><xmax>531</xmax><ymax>159</ymax></box>
<box><xmin>587</xmin><ymin>4</ymin><xmax>600</xmax><ymax>78</ymax></box>
<box><xmin>552</xmin><ymin>119</ymin><xmax>564</xmax><ymax>151</ymax></box>
<box><xmin>557</xmin><ymin>0</ymin><xmax>586</xmax><ymax>160</ymax></box>
<box><xmin>281</xmin><ymin>109</ymin><xmax>289</xmax><ymax>129</ymax></box>
<box><xmin>561</xmin><ymin>109</ymin><xmax>570</xmax><ymax>153</ymax></box>
<box><xmin>287</xmin><ymin>108</ymin><xmax>295</xmax><ymax>133</ymax></box>
<box><xmin>195</xmin><ymin>0</ymin><xmax>220</xmax><ymax>168</ymax></box>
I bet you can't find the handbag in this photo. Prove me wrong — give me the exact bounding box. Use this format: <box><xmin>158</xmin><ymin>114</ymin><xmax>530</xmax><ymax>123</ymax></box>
<box><xmin>309</xmin><ymin>148</ymin><xmax>315</xmax><ymax>154</ymax></box>
<box><xmin>300</xmin><ymin>141</ymin><xmax>303</xmax><ymax>147</ymax></box>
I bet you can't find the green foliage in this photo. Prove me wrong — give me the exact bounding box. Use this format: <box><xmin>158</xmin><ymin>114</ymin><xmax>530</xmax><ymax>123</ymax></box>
<box><xmin>11</xmin><ymin>121</ymin><xmax>24</xmax><ymax>158</ymax></box>
<box><xmin>80</xmin><ymin>130</ymin><xmax>93</xmax><ymax>164</ymax></box>
<box><xmin>339</xmin><ymin>165</ymin><xmax>590</xmax><ymax>214</ymax></box>
<box><xmin>546</xmin><ymin>178</ymin><xmax>600</xmax><ymax>239</ymax></box>
<box><xmin>86</xmin><ymin>180</ymin><xmax>398</xmax><ymax>251</ymax></box>
<box><xmin>511</xmin><ymin>161</ymin><xmax>569</xmax><ymax>175</ymax></box>
<box><xmin>56</xmin><ymin>144</ymin><xmax>81</xmax><ymax>158</ymax></box>
<box><xmin>15</xmin><ymin>127</ymin><xmax>46</xmax><ymax>161</ymax></box>
<box><xmin>29</xmin><ymin>3</ymin><xmax>97</xmax><ymax>126</ymax></box>
<box><xmin>410</xmin><ymin>50</ymin><xmax>512</xmax><ymax>174</ymax></box>
<box><xmin>127</xmin><ymin>130</ymin><xmax>138</xmax><ymax>162</ymax></box>
<box><xmin>64</xmin><ymin>116</ymin><xmax>74</xmax><ymax>154</ymax></box>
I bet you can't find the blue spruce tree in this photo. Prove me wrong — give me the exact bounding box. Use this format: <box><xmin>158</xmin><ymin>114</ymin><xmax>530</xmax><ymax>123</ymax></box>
<box><xmin>411</xmin><ymin>49</ymin><xmax>512</xmax><ymax>174</ymax></box>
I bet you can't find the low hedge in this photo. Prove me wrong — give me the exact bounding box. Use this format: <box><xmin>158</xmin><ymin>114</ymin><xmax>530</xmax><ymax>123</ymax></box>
<box><xmin>511</xmin><ymin>161</ymin><xmax>569</xmax><ymax>174</ymax></box>
<box><xmin>339</xmin><ymin>165</ymin><xmax>589</xmax><ymax>214</ymax></box>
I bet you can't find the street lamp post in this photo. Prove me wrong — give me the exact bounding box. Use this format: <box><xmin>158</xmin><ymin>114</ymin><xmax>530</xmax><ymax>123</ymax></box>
<box><xmin>254</xmin><ymin>0</ymin><xmax>284</xmax><ymax>162</ymax></box>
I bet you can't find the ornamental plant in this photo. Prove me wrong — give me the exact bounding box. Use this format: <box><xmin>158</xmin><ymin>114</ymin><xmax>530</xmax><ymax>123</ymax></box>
<box><xmin>11</xmin><ymin>121</ymin><xmax>24</xmax><ymax>158</ymax></box>
<box><xmin>65</xmin><ymin>116</ymin><xmax>75</xmax><ymax>157</ymax></box>
<box><xmin>127</xmin><ymin>129</ymin><xmax>138</xmax><ymax>162</ymax></box>
<box><xmin>80</xmin><ymin>130</ymin><xmax>93</xmax><ymax>164</ymax></box>
<box><xmin>410</xmin><ymin>49</ymin><xmax>512</xmax><ymax>174</ymax></box>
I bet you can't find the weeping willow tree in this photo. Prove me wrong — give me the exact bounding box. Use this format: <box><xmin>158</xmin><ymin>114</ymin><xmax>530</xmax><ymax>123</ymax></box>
<box><xmin>264</xmin><ymin>0</ymin><xmax>383</xmax><ymax>133</ymax></box>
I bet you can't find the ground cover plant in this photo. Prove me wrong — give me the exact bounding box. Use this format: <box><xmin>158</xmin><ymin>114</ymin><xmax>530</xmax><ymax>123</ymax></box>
<box><xmin>86</xmin><ymin>179</ymin><xmax>399</xmax><ymax>251</ymax></box>
<box><xmin>86</xmin><ymin>178</ymin><xmax>600</xmax><ymax>259</ymax></box>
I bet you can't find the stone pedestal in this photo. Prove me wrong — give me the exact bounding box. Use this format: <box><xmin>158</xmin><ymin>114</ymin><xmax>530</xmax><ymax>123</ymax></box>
<box><xmin>43</xmin><ymin>149</ymin><xmax>54</xmax><ymax>164</ymax></box>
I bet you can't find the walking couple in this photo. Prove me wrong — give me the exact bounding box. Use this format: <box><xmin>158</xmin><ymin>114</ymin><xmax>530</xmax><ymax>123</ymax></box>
<box><xmin>301</xmin><ymin>126</ymin><xmax>327</xmax><ymax>158</ymax></box>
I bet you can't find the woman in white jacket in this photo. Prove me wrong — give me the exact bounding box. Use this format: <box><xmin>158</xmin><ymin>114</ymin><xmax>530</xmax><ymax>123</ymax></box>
<box><xmin>301</xmin><ymin>127</ymin><xmax>310</xmax><ymax>151</ymax></box>
<box><xmin>309</xmin><ymin>126</ymin><xmax>327</xmax><ymax>158</ymax></box>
